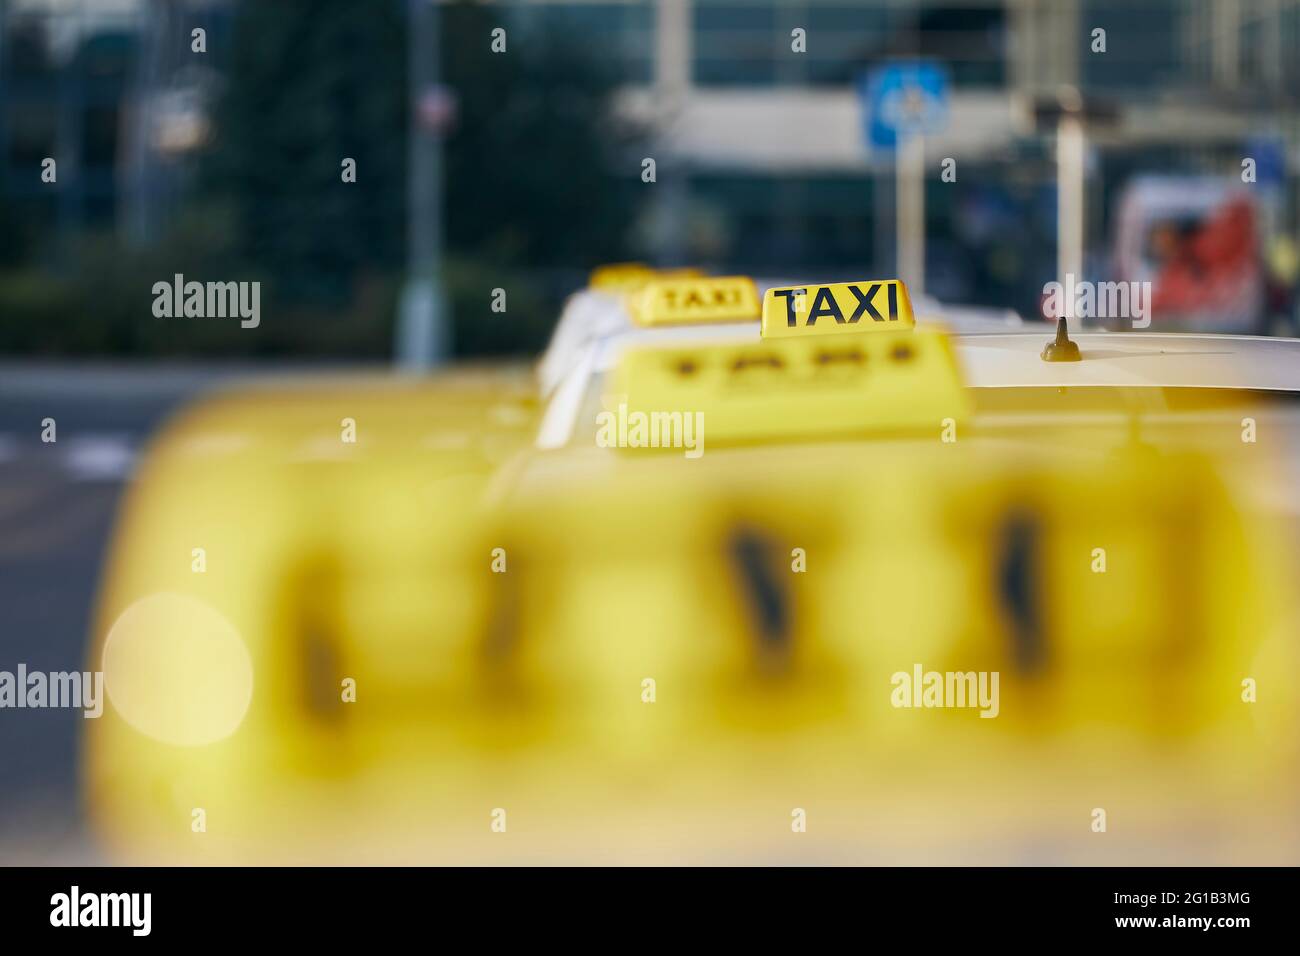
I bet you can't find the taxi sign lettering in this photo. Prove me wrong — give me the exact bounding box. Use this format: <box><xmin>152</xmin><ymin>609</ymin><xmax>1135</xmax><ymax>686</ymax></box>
<box><xmin>762</xmin><ymin>280</ymin><xmax>915</xmax><ymax>338</ymax></box>
<box><xmin>610</xmin><ymin>327</ymin><xmax>967</xmax><ymax>446</ymax></box>
<box><xmin>631</xmin><ymin>275</ymin><xmax>760</xmax><ymax>327</ymax></box>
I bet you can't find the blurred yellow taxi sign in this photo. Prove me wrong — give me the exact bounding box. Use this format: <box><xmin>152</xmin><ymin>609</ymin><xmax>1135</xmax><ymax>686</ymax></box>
<box><xmin>589</xmin><ymin>263</ymin><xmax>704</xmax><ymax>293</ymax></box>
<box><xmin>610</xmin><ymin>328</ymin><xmax>967</xmax><ymax>445</ymax></box>
<box><xmin>630</xmin><ymin>275</ymin><xmax>761</xmax><ymax>327</ymax></box>
<box><xmin>589</xmin><ymin>262</ymin><xmax>655</xmax><ymax>291</ymax></box>
<box><xmin>761</xmin><ymin>279</ymin><xmax>916</xmax><ymax>338</ymax></box>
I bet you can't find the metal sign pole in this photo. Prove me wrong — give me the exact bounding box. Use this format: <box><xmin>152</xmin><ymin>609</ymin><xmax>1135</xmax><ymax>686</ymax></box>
<box><xmin>397</xmin><ymin>0</ymin><xmax>450</xmax><ymax>370</ymax></box>
<box><xmin>897</xmin><ymin>132</ymin><xmax>926</xmax><ymax>298</ymax></box>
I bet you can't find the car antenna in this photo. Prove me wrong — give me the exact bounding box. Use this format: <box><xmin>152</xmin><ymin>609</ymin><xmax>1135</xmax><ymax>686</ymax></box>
<box><xmin>1041</xmin><ymin>316</ymin><xmax>1081</xmax><ymax>362</ymax></box>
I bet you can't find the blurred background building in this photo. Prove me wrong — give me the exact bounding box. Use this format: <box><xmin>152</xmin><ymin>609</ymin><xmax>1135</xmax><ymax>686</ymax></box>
<box><xmin>3</xmin><ymin>0</ymin><xmax>1300</xmax><ymax>357</ymax></box>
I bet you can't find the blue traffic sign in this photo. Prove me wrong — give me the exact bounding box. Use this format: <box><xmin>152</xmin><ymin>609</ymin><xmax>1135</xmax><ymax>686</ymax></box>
<box><xmin>861</xmin><ymin>61</ymin><xmax>950</xmax><ymax>151</ymax></box>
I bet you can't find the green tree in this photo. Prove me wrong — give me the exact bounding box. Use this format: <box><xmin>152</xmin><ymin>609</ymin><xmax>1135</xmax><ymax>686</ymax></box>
<box><xmin>204</xmin><ymin>0</ymin><xmax>407</xmax><ymax>304</ymax></box>
<box><xmin>199</xmin><ymin>0</ymin><xmax>645</xmax><ymax>355</ymax></box>
<box><xmin>441</xmin><ymin>2</ymin><xmax>640</xmax><ymax>269</ymax></box>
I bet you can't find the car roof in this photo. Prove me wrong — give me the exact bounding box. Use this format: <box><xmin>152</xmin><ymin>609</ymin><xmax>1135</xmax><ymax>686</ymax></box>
<box><xmin>960</xmin><ymin>333</ymin><xmax>1300</xmax><ymax>391</ymax></box>
<box><xmin>535</xmin><ymin>280</ymin><xmax>1300</xmax><ymax>450</ymax></box>
<box><xmin>568</xmin><ymin>322</ymin><xmax>1300</xmax><ymax>392</ymax></box>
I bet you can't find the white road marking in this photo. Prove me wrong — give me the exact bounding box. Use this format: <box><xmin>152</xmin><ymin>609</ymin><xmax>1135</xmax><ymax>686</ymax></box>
<box><xmin>0</xmin><ymin>433</ymin><xmax>140</xmax><ymax>480</ymax></box>
<box><xmin>62</xmin><ymin>436</ymin><xmax>138</xmax><ymax>482</ymax></box>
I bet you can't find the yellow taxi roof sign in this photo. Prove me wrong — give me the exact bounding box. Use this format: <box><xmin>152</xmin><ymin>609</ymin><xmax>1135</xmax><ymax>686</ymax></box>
<box><xmin>630</xmin><ymin>275</ymin><xmax>761</xmax><ymax>327</ymax></box>
<box><xmin>589</xmin><ymin>263</ymin><xmax>704</xmax><ymax>293</ymax></box>
<box><xmin>589</xmin><ymin>262</ymin><xmax>655</xmax><ymax>291</ymax></box>
<box><xmin>609</xmin><ymin>327</ymin><xmax>967</xmax><ymax>446</ymax></box>
<box><xmin>761</xmin><ymin>279</ymin><xmax>916</xmax><ymax>339</ymax></box>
